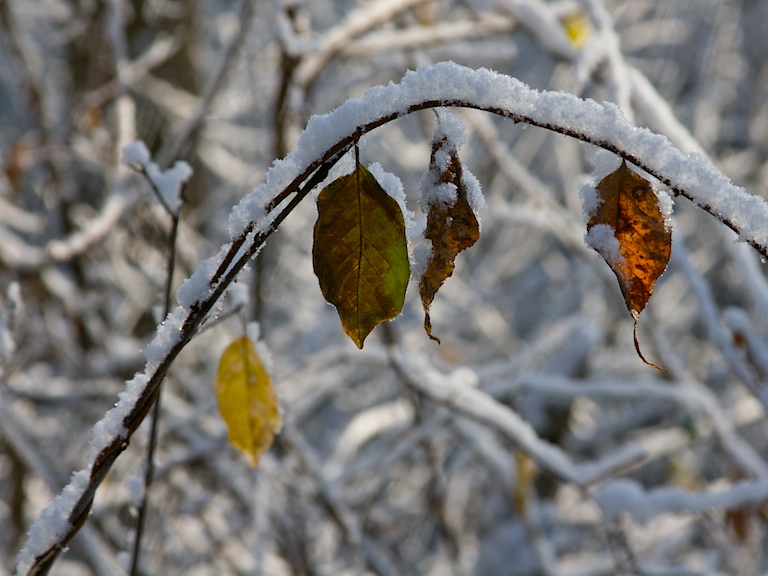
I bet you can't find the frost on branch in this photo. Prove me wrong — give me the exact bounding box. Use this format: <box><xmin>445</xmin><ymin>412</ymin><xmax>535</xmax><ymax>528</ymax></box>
<box><xmin>121</xmin><ymin>140</ymin><xmax>191</xmax><ymax>214</ymax></box>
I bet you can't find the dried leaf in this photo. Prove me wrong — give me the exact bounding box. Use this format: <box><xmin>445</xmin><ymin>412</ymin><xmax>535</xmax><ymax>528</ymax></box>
<box><xmin>725</xmin><ymin>506</ymin><xmax>752</xmax><ymax>545</ymax></box>
<box><xmin>313</xmin><ymin>161</ymin><xmax>409</xmax><ymax>348</ymax></box>
<box><xmin>587</xmin><ymin>160</ymin><xmax>671</xmax><ymax>369</ymax></box>
<box><xmin>419</xmin><ymin>137</ymin><xmax>480</xmax><ymax>343</ymax></box>
<box><xmin>215</xmin><ymin>336</ymin><xmax>280</xmax><ymax>467</ymax></box>
<box><xmin>513</xmin><ymin>452</ymin><xmax>538</xmax><ymax>517</ymax></box>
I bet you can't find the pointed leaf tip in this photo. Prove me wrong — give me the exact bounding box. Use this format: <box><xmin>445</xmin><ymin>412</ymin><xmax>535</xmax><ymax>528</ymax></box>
<box><xmin>312</xmin><ymin>161</ymin><xmax>409</xmax><ymax>348</ymax></box>
<box><xmin>215</xmin><ymin>337</ymin><xmax>281</xmax><ymax>467</ymax></box>
<box><xmin>587</xmin><ymin>160</ymin><xmax>671</xmax><ymax>369</ymax></box>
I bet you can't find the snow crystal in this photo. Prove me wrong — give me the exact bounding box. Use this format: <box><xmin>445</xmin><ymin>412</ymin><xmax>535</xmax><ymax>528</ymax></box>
<box><xmin>144</xmin><ymin>308</ymin><xmax>186</xmax><ymax>370</ymax></box>
<box><xmin>410</xmin><ymin>242</ymin><xmax>432</xmax><ymax>281</ymax></box>
<box><xmin>121</xmin><ymin>140</ymin><xmax>150</xmax><ymax>168</ymax></box>
<box><xmin>176</xmin><ymin>253</ymin><xmax>221</xmax><ymax>309</ymax></box>
<box><xmin>578</xmin><ymin>184</ymin><xmax>602</xmax><ymax>220</ymax></box>
<box><xmin>420</xmin><ymin>143</ymin><xmax>457</xmax><ymax>209</ymax></box>
<box><xmin>16</xmin><ymin>470</ymin><xmax>90</xmax><ymax>576</ymax></box>
<box><xmin>87</xmin><ymin>373</ymin><xmax>146</xmax><ymax>462</ymax></box>
<box><xmin>433</xmin><ymin>109</ymin><xmax>467</xmax><ymax>147</ymax></box>
<box><xmin>656</xmin><ymin>188</ymin><xmax>674</xmax><ymax>232</ymax></box>
<box><xmin>368</xmin><ymin>162</ymin><xmax>415</xmax><ymax>231</ymax></box>
<box><xmin>584</xmin><ymin>224</ymin><xmax>625</xmax><ymax>268</ymax></box>
<box><xmin>313</xmin><ymin>151</ymin><xmax>355</xmax><ymax>200</ymax></box>
<box><xmin>424</xmin><ymin>182</ymin><xmax>458</xmax><ymax>207</ymax></box>
<box><xmin>462</xmin><ymin>167</ymin><xmax>486</xmax><ymax>212</ymax></box>
<box><xmin>589</xmin><ymin>150</ymin><xmax>622</xmax><ymax>185</ymax></box>
<box><xmin>228</xmin><ymin>184</ymin><xmax>270</xmax><ymax>237</ymax></box>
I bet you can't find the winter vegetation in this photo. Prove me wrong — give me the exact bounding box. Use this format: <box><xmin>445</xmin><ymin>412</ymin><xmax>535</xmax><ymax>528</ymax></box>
<box><xmin>2</xmin><ymin>0</ymin><xmax>768</xmax><ymax>575</ymax></box>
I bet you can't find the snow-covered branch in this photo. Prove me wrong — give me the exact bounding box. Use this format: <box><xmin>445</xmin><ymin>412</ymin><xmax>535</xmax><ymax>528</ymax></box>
<box><xmin>16</xmin><ymin>62</ymin><xmax>768</xmax><ymax>575</ymax></box>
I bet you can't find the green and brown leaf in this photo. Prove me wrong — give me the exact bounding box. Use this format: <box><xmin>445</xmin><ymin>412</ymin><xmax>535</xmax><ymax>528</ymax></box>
<box><xmin>313</xmin><ymin>161</ymin><xmax>410</xmax><ymax>348</ymax></box>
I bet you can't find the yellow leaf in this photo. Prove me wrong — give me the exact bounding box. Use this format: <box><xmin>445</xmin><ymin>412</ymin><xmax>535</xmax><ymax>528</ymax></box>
<box><xmin>563</xmin><ymin>12</ymin><xmax>593</xmax><ymax>49</ymax></box>
<box><xmin>215</xmin><ymin>336</ymin><xmax>280</xmax><ymax>467</ymax></box>
<box><xmin>419</xmin><ymin>136</ymin><xmax>480</xmax><ymax>343</ymax></box>
<box><xmin>587</xmin><ymin>160</ymin><xmax>671</xmax><ymax>370</ymax></box>
<box><xmin>312</xmin><ymin>161</ymin><xmax>410</xmax><ymax>348</ymax></box>
<box><xmin>513</xmin><ymin>452</ymin><xmax>537</xmax><ymax>517</ymax></box>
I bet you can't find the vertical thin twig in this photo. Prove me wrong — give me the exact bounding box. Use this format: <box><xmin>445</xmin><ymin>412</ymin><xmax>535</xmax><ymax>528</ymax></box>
<box><xmin>129</xmin><ymin>205</ymin><xmax>180</xmax><ymax>576</ymax></box>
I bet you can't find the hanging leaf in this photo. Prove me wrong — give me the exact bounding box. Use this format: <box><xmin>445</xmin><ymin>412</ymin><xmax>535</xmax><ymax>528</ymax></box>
<box><xmin>313</xmin><ymin>160</ymin><xmax>409</xmax><ymax>348</ymax></box>
<box><xmin>513</xmin><ymin>451</ymin><xmax>538</xmax><ymax>517</ymax></box>
<box><xmin>215</xmin><ymin>336</ymin><xmax>281</xmax><ymax>467</ymax></box>
<box><xmin>586</xmin><ymin>160</ymin><xmax>672</xmax><ymax>370</ymax></box>
<box><xmin>419</xmin><ymin>136</ymin><xmax>480</xmax><ymax>343</ymax></box>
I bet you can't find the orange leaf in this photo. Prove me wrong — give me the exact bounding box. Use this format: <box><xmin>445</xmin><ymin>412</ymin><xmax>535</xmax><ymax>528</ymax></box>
<box><xmin>419</xmin><ymin>136</ymin><xmax>480</xmax><ymax>343</ymax></box>
<box><xmin>587</xmin><ymin>160</ymin><xmax>671</xmax><ymax>369</ymax></box>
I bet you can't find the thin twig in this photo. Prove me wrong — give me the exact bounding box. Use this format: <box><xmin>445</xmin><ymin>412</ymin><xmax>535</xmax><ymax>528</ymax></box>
<box><xmin>128</xmin><ymin>205</ymin><xmax>181</xmax><ymax>576</ymax></box>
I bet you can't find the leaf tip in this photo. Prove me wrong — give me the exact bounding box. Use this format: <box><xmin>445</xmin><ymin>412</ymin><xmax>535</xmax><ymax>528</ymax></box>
<box><xmin>424</xmin><ymin>312</ymin><xmax>441</xmax><ymax>344</ymax></box>
<box><xmin>633</xmin><ymin>317</ymin><xmax>667</xmax><ymax>372</ymax></box>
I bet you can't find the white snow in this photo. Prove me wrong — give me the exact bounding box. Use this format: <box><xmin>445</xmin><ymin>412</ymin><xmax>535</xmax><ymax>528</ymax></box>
<box><xmin>579</xmin><ymin>183</ymin><xmax>602</xmax><ymax>219</ymax></box>
<box><xmin>146</xmin><ymin>161</ymin><xmax>192</xmax><ymax>214</ymax></box>
<box><xmin>418</xmin><ymin>111</ymin><xmax>485</xmax><ymax>213</ymax></box>
<box><xmin>584</xmin><ymin>224</ymin><xmax>625</xmax><ymax>268</ymax></box>
<box><xmin>462</xmin><ymin>167</ymin><xmax>486</xmax><ymax>212</ymax></box>
<box><xmin>121</xmin><ymin>141</ymin><xmax>191</xmax><ymax>214</ymax></box>
<box><xmin>312</xmin><ymin>151</ymin><xmax>356</xmax><ymax>201</ymax></box>
<box><xmin>656</xmin><ymin>187</ymin><xmax>674</xmax><ymax>232</ymax></box>
<box><xmin>176</xmin><ymin>252</ymin><xmax>222</xmax><ymax>309</ymax></box>
<box><xmin>410</xmin><ymin>242</ymin><xmax>432</xmax><ymax>281</ymax></box>
<box><xmin>433</xmin><ymin>109</ymin><xmax>467</xmax><ymax>147</ymax></box>
<box><xmin>121</xmin><ymin>140</ymin><xmax>151</xmax><ymax>168</ymax></box>
<box><xmin>368</xmin><ymin>162</ymin><xmax>415</xmax><ymax>231</ymax></box>
<box><xmin>16</xmin><ymin>470</ymin><xmax>90</xmax><ymax>576</ymax></box>
<box><xmin>590</xmin><ymin>150</ymin><xmax>623</xmax><ymax>185</ymax></box>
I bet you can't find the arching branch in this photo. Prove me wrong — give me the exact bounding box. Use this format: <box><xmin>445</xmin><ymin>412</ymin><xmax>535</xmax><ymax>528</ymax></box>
<box><xmin>17</xmin><ymin>62</ymin><xmax>768</xmax><ymax>576</ymax></box>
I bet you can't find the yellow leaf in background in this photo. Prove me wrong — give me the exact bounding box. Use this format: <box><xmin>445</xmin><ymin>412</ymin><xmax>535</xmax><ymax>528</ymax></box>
<box><xmin>513</xmin><ymin>452</ymin><xmax>538</xmax><ymax>517</ymax></box>
<box><xmin>215</xmin><ymin>337</ymin><xmax>280</xmax><ymax>467</ymax></box>
<box><xmin>563</xmin><ymin>12</ymin><xmax>593</xmax><ymax>49</ymax></box>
